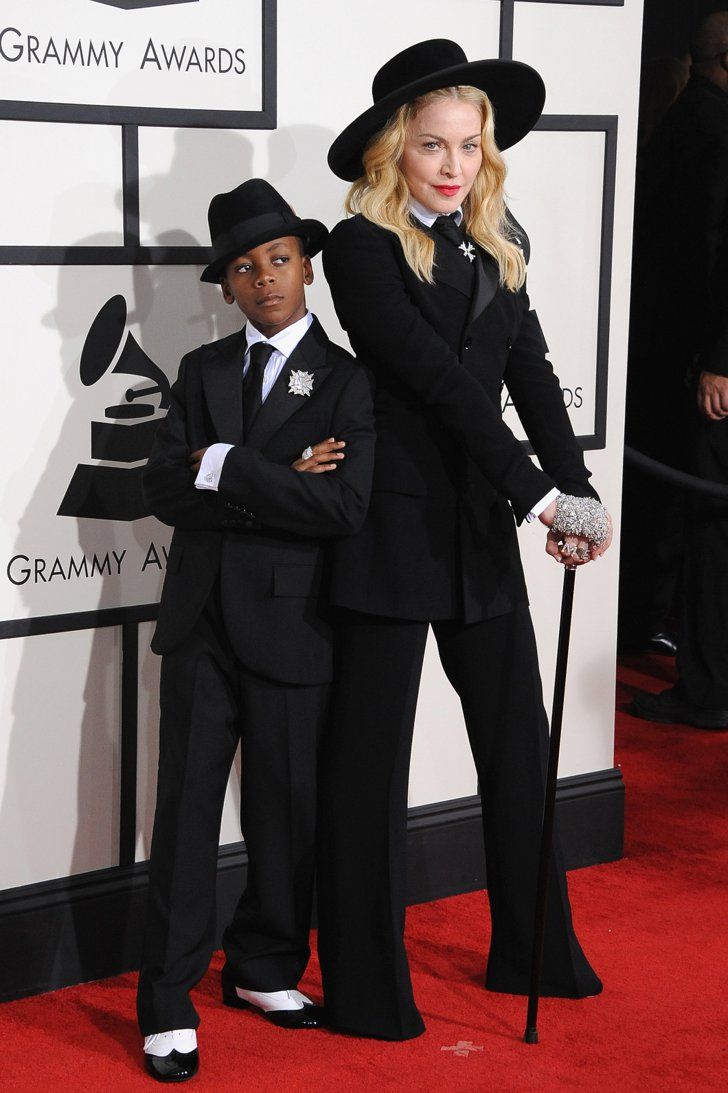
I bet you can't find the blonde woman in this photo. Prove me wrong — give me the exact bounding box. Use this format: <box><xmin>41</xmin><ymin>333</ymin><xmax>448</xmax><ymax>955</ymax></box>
<box><xmin>317</xmin><ymin>40</ymin><xmax>612</xmax><ymax>1041</ymax></box>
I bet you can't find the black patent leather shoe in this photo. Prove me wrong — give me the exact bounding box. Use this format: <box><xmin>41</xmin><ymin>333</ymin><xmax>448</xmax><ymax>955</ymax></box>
<box><xmin>144</xmin><ymin>1048</ymin><xmax>199</xmax><ymax>1082</ymax></box>
<box><xmin>631</xmin><ymin>686</ymin><xmax>728</xmax><ymax>729</ymax></box>
<box><xmin>221</xmin><ymin>979</ymin><xmax>324</xmax><ymax>1028</ymax></box>
<box><xmin>645</xmin><ymin>631</ymin><xmax>678</xmax><ymax>656</ymax></box>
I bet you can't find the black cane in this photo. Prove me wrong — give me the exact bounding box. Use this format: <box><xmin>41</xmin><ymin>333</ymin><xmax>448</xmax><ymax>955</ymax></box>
<box><xmin>524</xmin><ymin>565</ymin><xmax>577</xmax><ymax>1045</ymax></box>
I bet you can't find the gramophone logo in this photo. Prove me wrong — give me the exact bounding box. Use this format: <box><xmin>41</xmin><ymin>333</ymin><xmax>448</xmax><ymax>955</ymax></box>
<box><xmin>58</xmin><ymin>295</ymin><xmax>171</xmax><ymax>522</ymax></box>
<box><xmin>91</xmin><ymin>1</ymin><xmax>199</xmax><ymax>9</ymax></box>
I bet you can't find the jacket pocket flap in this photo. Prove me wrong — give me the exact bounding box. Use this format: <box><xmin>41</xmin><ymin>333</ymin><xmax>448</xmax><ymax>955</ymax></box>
<box><xmin>372</xmin><ymin>458</ymin><xmax>428</xmax><ymax>497</ymax></box>
<box><xmin>273</xmin><ymin>564</ymin><xmax>322</xmax><ymax>597</ymax></box>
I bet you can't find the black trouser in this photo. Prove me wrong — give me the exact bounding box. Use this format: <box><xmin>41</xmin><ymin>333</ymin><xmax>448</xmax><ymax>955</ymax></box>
<box><xmin>317</xmin><ymin>606</ymin><xmax>602</xmax><ymax>1041</ymax></box>
<box><xmin>137</xmin><ymin>590</ymin><xmax>328</xmax><ymax>1035</ymax></box>
<box><xmin>678</xmin><ymin>413</ymin><xmax>728</xmax><ymax>708</ymax></box>
<box><xmin>619</xmin><ymin>352</ymin><xmax>689</xmax><ymax>645</ymax></box>
<box><xmin>618</xmin><ymin>465</ymin><xmax>685</xmax><ymax>643</ymax></box>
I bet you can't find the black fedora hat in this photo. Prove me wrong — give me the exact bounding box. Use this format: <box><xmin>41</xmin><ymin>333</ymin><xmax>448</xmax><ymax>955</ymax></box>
<box><xmin>200</xmin><ymin>178</ymin><xmax>328</xmax><ymax>284</ymax></box>
<box><xmin>328</xmin><ymin>39</ymin><xmax>545</xmax><ymax>182</ymax></box>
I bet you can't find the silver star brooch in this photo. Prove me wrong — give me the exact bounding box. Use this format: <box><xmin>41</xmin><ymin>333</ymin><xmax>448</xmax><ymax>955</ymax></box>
<box><xmin>459</xmin><ymin>240</ymin><xmax>476</xmax><ymax>263</ymax></box>
<box><xmin>288</xmin><ymin>369</ymin><xmax>314</xmax><ymax>397</ymax></box>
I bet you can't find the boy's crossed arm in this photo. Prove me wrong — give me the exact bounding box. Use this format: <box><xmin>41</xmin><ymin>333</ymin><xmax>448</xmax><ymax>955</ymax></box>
<box><xmin>145</xmin><ymin>357</ymin><xmax>375</xmax><ymax>538</ymax></box>
<box><xmin>189</xmin><ymin>437</ymin><xmax>345</xmax><ymax>476</ymax></box>
<box><xmin>200</xmin><ymin>366</ymin><xmax>375</xmax><ymax>538</ymax></box>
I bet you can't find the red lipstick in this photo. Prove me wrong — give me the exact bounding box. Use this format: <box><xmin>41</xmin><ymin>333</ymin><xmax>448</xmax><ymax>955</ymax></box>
<box><xmin>434</xmin><ymin>185</ymin><xmax>460</xmax><ymax>196</ymax></box>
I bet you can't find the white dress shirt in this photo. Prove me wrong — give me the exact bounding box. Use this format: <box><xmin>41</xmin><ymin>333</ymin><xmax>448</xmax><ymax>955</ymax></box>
<box><xmin>195</xmin><ymin>311</ymin><xmax>314</xmax><ymax>492</ymax></box>
<box><xmin>408</xmin><ymin>199</ymin><xmax>558</xmax><ymax>524</ymax></box>
<box><xmin>409</xmin><ymin>197</ymin><xmax>464</xmax><ymax>229</ymax></box>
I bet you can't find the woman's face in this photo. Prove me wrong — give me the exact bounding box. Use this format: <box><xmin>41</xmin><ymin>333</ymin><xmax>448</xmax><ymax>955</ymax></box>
<box><xmin>401</xmin><ymin>98</ymin><xmax>483</xmax><ymax>214</ymax></box>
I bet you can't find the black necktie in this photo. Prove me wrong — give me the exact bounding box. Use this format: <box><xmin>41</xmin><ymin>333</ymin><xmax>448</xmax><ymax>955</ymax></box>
<box><xmin>432</xmin><ymin>213</ymin><xmax>465</xmax><ymax>248</ymax></box>
<box><xmin>243</xmin><ymin>341</ymin><xmax>275</xmax><ymax>437</ymax></box>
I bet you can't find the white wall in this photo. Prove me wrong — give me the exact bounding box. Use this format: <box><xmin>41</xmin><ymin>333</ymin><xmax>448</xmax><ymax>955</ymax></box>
<box><xmin>0</xmin><ymin>0</ymin><xmax>643</xmax><ymax>887</ymax></box>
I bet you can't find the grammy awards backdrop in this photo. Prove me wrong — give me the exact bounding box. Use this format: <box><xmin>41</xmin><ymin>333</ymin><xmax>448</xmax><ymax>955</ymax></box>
<box><xmin>0</xmin><ymin>0</ymin><xmax>642</xmax><ymax>999</ymax></box>
<box><xmin>0</xmin><ymin>0</ymin><xmax>268</xmax><ymax>124</ymax></box>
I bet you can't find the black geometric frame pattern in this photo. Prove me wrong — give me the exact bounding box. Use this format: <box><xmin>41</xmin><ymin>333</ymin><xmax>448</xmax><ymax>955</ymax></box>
<box><xmin>0</xmin><ymin>0</ymin><xmax>277</xmax><ymax>267</ymax></box>
<box><xmin>500</xmin><ymin>0</ymin><xmax>625</xmax><ymax>58</ymax></box>
<box><xmin>529</xmin><ymin>112</ymin><xmax>618</xmax><ymax>455</ymax></box>
<box><xmin>500</xmin><ymin>0</ymin><xmax>624</xmax><ymax>459</ymax></box>
<box><xmin>0</xmin><ymin>0</ymin><xmax>627</xmax><ymax>882</ymax></box>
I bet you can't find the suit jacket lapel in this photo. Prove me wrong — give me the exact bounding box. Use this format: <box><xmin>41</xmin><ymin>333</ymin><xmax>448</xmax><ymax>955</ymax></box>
<box><xmin>426</xmin><ymin>234</ymin><xmax>499</xmax><ymax>325</ymax></box>
<box><xmin>426</xmin><ymin>235</ymin><xmax>475</xmax><ymax>299</ymax></box>
<box><xmin>467</xmin><ymin>248</ymin><xmax>499</xmax><ymax>326</ymax></box>
<box><xmin>245</xmin><ymin>316</ymin><xmax>333</xmax><ymax>450</ymax></box>
<box><xmin>433</xmin><ymin>241</ymin><xmax>475</xmax><ymax>296</ymax></box>
<box><xmin>412</xmin><ymin>216</ymin><xmax>501</xmax><ymax>316</ymax></box>
<box><xmin>201</xmin><ymin>328</ymin><xmax>245</xmax><ymax>443</ymax></box>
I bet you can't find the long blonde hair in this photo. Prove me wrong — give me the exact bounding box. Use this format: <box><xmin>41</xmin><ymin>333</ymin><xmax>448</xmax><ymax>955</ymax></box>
<box><xmin>346</xmin><ymin>86</ymin><xmax>525</xmax><ymax>290</ymax></box>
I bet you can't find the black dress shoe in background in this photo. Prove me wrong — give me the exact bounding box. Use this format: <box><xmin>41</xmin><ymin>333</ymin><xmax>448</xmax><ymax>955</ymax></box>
<box><xmin>144</xmin><ymin>1048</ymin><xmax>199</xmax><ymax>1082</ymax></box>
<box><xmin>645</xmin><ymin>631</ymin><xmax>678</xmax><ymax>656</ymax></box>
<box><xmin>631</xmin><ymin>686</ymin><xmax>728</xmax><ymax>729</ymax></box>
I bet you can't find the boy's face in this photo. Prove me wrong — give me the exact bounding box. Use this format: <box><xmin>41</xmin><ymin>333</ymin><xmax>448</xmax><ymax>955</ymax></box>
<box><xmin>221</xmin><ymin>235</ymin><xmax>313</xmax><ymax>337</ymax></box>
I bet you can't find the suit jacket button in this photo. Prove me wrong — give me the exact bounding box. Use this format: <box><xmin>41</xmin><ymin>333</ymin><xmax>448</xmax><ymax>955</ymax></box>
<box><xmin>505</xmin><ymin>338</ymin><xmax>513</xmax><ymax>350</ymax></box>
<box><xmin>463</xmin><ymin>336</ymin><xmax>472</xmax><ymax>350</ymax></box>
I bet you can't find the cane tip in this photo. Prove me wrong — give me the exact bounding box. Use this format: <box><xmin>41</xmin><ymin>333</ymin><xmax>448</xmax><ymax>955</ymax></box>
<box><xmin>524</xmin><ymin>1027</ymin><xmax>539</xmax><ymax>1045</ymax></box>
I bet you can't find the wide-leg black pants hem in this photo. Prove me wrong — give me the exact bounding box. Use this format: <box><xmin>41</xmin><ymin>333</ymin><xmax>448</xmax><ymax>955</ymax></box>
<box><xmin>317</xmin><ymin>607</ymin><xmax>601</xmax><ymax>1041</ymax></box>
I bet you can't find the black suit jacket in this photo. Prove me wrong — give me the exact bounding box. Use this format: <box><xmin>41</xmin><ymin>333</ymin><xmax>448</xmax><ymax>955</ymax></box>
<box><xmin>143</xmin><ymin>316</ymin><xmax>375</xmax><ymax>683</ymax></box>
<box><xmin>323</xmin><ymin>214</ymin><xmax>596</xmax><ymax>622</ymax></box>
<box><xmin>631</xmin><ymin>75</ymin><xmax>728</xmax><ymax>377</ymax></box>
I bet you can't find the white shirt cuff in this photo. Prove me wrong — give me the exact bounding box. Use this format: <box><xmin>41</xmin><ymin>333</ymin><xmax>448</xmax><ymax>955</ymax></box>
<box><xmin>525</xmin><ymin>487</ymin><xmax>561</xmax><ymax>523</ymax></box>
<box><xmin>194</xmin><ymin>443</ymin><xmax>234</xmax><ymax>491</ymax></box>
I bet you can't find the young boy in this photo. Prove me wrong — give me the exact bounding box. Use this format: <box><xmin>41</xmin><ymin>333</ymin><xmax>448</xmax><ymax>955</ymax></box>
<box><xmin>136</xmin><ymin>179</ymin><xmax>374</xmax><ymax>1082</ymax></box>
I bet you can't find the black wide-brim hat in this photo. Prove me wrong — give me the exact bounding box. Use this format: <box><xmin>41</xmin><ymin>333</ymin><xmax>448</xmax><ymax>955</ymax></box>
<box><xmin>200</xmin><ymin>178</ymin><xmax>328</xmax><ymax>283</ymax></box>
<box><xmin>328</xmin><ymin>38</ymin><xmax>546</xmax><ymax>182</ymax></box>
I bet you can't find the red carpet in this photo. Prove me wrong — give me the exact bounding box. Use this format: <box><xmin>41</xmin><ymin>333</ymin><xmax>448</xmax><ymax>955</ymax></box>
<box><xmin>2</xmin><ymin>654</ymin><xmax>726</xmax><ymax>1091</ymax></box>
